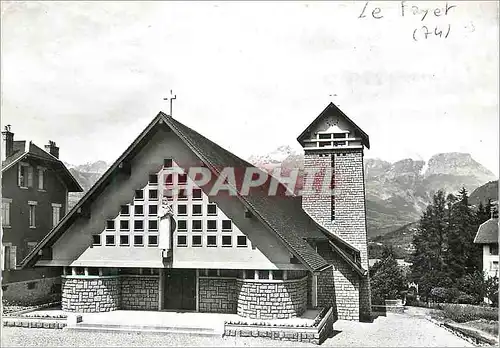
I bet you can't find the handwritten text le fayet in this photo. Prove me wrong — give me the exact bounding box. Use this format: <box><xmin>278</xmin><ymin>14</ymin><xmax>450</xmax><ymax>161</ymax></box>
<box><xmin>358</xmin><ymin>1</ymin><xmax>457</xmax><ymax>41</ymax></box>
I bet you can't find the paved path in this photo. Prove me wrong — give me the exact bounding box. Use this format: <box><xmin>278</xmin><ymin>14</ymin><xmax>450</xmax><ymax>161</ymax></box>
<box><xmin>2</xmin><ymin>312</ymin><xmax>472</xmax><ymax>347</ymax></box>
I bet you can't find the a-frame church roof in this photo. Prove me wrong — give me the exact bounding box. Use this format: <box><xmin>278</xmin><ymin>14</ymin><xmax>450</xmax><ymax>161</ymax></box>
<box><xmin>21</xmin><ymin>111</ymin><xmax>364</xmax><ymax>274</ymax></box>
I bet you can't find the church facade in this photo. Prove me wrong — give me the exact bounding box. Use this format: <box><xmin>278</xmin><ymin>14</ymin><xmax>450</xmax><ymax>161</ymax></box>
<box><xmin>21</xmin><ymin>103</ymin><xmax>372</xmax><ymax>321</ymax></box>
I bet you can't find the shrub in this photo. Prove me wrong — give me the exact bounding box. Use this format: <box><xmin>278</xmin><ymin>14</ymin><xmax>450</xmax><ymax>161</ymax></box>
<box><xmin>456</xmin><ymin>293</ymin><xmax>476</xmax><ymax>305</ymax></box>
<box><xmin>430</xmin><ymin>287</ymin><xmax>449</xmax><ymax>302</ymax></box>
<box><xmin>442</xmin><ymin>304</ymin><xmax>499</xmax><ymax>323</ymax></box>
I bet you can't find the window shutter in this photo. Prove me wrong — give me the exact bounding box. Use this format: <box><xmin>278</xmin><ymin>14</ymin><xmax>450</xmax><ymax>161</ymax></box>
<box><xmin>27</xmin><ymin>166</ymin><xmax>34</xmax><ymax>187</ymax></box>
<box><xmin>17</xmin><ymin>165</ymin><xmax>22</xmax><ymax>187</ymax></box>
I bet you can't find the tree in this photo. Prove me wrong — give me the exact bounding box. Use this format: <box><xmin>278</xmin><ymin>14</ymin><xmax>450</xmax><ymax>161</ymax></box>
<box><xmin>370</xmin><ymin>246</ymin><xmax>407</xmax><ymax>305</ymax></box>
<box><xmin>411</xmin><ymin>190</ymin><xmax>452</xmax><ymax>300</ymax></box>
<box><xmin>445</xmin><ymin>187</ymin><xmax>482</xmax><ymax>279</ymax></box>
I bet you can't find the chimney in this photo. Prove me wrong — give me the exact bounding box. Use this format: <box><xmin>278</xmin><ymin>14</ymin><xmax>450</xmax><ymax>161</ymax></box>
<box><xmin>2</xmin><ymin>125</ymin><xmax>14</xmax><ymax>161</ymax></box>
<box><xmin>45</xmin><ymin>140</ymin><xmax>59</xmax><ymax>159</ymax></box>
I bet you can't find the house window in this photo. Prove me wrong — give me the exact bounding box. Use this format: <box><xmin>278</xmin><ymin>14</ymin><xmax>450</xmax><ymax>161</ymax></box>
<box><xmin>3</xmin><ymin>244</ymin><xmax>17</xmax><ymax>270</ymax></box>
<box><xmin>273</xmin><ymin>270</ymin><xmax>284</xmax><ymax>280</ymax></box>
<box><xmin>149</xmin><ymin>189</ymin><xmax>158</xmax><ymax>200</ymax></box>
<box><xmin>149</xmin><ymin>174</ymin><xmax>158</xmax><ymax>185</ymax></box>
<box><xmin>207</xmin><ymin>220</ymin><xmax>217</xmax><ymax>231</ymax></box>
<box><xmin>120</xmin><ymin>205</ymin><xmax>129</xmax><ymax>216</ymax></box>
<box><xmin>134</xmin><ymin>220</ymin><xmax>144</xmax><ymax>231</ymax></box>
<box><xmin>207</xmin><ymin>204</ymin><xmax>217</xmax><ymax>216</ymax></box>
<box><xmin>177</xmin><ymin>220</ymin><xmax>187</xmax><ymax>231</ymax></box>
<box><xmin>19</xmin><ymin>163</ymin><xmax>29</xmax><ymax>188</ymax></box>
<box><xmin>149</xmin><ymin>205</ymin><xmax>158</xmax><ymax>216</ymax></box>
<box><xmin>222</xmin><ymin>220</ymin><xmax>232</xmax><ymax>231</ymax></box>
<box><xmin>28</xmin><ymin>202</ymin><xmax>37</xmax><ymax>228</ymax></box>
<box><xmin>490</xmin><ymin>244</ymin><xmax>499</xmax><ymax>256</ymax></box>
<box><xmin>38</xmin><ymin>168</ymin><xmax>45</xmax><ymax>190</ymax></box>
<box><xmin>2</xmin><ymin>200</ymin><xmax>11</xmax><ymax>227</ymax></box>
<box><xmin>192</xmin><ymin>235</ymin><xmax>202</xmax><ymax>247</ymax></box>
<box><xmin>135</xmin><ymin>189</ymin><xmax>144</xmax><ymax>200</ymax></box>
<box><xmin>258</xmin><ymin>270</ymin><xmax>269</xmax><ymax>279</ymax></box>
<box><xmin>207</xmin><ymin>235</ymin><xmax>217</xmax><ymax>247</ymax></box>
<box><xmin>492</xmin><ymin>261</ymin><xmax>499</xmax><ymax>271</ymax></box>
<box><xmin>177</xmin><ymin>235</ymin><xmax>187</xmax><ymax>247</ymax></box>
<box><xmin>120</xmin><ymin>220</ymin><xmax>129</xmax><ymax>231</ymax></box>
<box><xmin>178</xmin><ymin>174</ymin><xmax>187</xmax><ymax>185</ymax></box>
<box><xmin>134</xmin><ymin>205</ymin><xmax>144</xmax><ymax>216</ymax></box>
<box><xmin>222</xmin><ymin>235</ymin><xmax>232</xmax><ymax>247</ymax></box>
<box><xmin>120</xmin><ymin>235</ymin><xmax>129</xmax><ymax>246</ymax></box>
<box><xmin>193</xmin><ymin>204</ymin><xmax>202</xmax><ymax>216</ymax></box>
<box><xmin>134</xmin><ymin>235</ymin><xmax>144</xmax><ymax>246</ymax></box>
<box><xmin>237</xmin><ymin>236</ymin><xmax>247</xmax><ymax>247</ymax></box>
<box><xmin>333</xmin><ymin>133</ymin><xmax>346</xmax><ymax>139</ymax></box>
<box><xmin>106</xmin><ymin>220</ymin><xmax>115</xmax><ymax>230</ymax></box>
<box><xmin>52</xmin><ymin>203</ymin><xmax>62</xmax><ymax>227</ymax></box>
<box><xmin>148</xmin><ymin>235</ymin><xmax>158</xmax><ymax>246</ymax></box>
<box><xmin>193</xmin><ymin>189</ymin><xmax>202</xmax><ymax>200</ymax></box>
<box><xmin>192</xmin><ymin>220</ymin><xmax>202</xmax><ymax>231</ymax></box>
<box><xmin>105</xmin><ymin>235</ymin><xmax>115</xmax><ymax>246</ymax></box>
<box><xmin>92</xmin><ymin>235</ymin><xmax>101</xmax><ymax>246</ymax></box>
<box><xmin>178</xmin><ymin>205</ymin><xmax>187</xmax><ymax>216</ymax></box>
<box><xmin>163</xmin><ymin>158</ymin><xmax>173</xmax><ymax>168</ymax></box>
<box><xmin>28</xmin><ymin>166</ymin><xmax>34</xmax><ymax>187</ymax></box>
<box><xmin>148</xmin><ymin>220</ymin><xmax>158</xmax><ymax>231</ymax></box>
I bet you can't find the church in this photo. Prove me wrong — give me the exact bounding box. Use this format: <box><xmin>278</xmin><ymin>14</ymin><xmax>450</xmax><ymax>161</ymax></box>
<box><xmin>20</xmin><ymin>102</ymin><xmax>372</xmax><ymax>321</ymax></box>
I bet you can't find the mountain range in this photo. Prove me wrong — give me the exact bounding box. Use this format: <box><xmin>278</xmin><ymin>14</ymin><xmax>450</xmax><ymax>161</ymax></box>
<box><xmin>64</xmin><ymin>147</ymin><xmax>498</xmax><ymax>259</ymax></box>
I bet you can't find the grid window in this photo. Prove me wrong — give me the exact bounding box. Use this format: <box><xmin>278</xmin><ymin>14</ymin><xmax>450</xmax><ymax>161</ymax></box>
<box><xmin>193</xmin><ymin>189</ymin><xmax>202</xmax><ymax>200</ymax></box>
<box><xmin>192</xmin><ymin>235</ymin><xmax>202</xmax><ymax>247</ymax></box>
<box><xmin>120</xmin><ymin>235</ymin><xmax>129</xmax><ymax>246</ymax></box>
<box><xmin>120</xmin><ymin>205</ymin><xmax>129</xmax><ymax>215</ymax></box>
<box><xmin>207</xmin><ymin>220</ymin><xmax>217</xmax><ymax>231</ymax></box>
<box><xmin>92</xmin><ymin>235</ymin><xmax>101</xmax><ymax>246</ymax></box>
<box><xmin>105</xmin><ymin>235</ymin><xmax>115</xmax><ymax>246</ymax></box>
<box><xmin>165</xmin><ymin>174</ymin><xmax>173</xmax><ymax>185</ymax></box>
<box><xmin>177</xmin><ymin>220</ymin><xmax>187</xmax><ymax>231</ymax></box>
<box><xmin>2</xmin><ymin>201</ymin><xmax>11</xmax><ymax>227</ymax></box>
<box><xmin>134</xmin><ymin>220</ymin><xmax>144</xmax><ymax>231</ymax></box>
<box><xmin>178</xmin><ymin>205</ymin><xmax>187</xmax><ymax>215</ymax></box>
<box><xmin>134</xmin><ymin>205</ymin><xmax>144</xmax><ymax>216</ymax></box>
<box><xmin>178</xmin><ymin>174</ymin><xmax>187</xmax><ymax>184</ymax></box>
<box><xmin>237</xmin><ymin>236</ymin><xmax>247</xmax><ymax>247</ymax></box>
<box><xmin>207</xmin><ymin>235</ymin><xmax>217</xmax><ymax>247</ymax></box>
<box><xmin>207</xmin><ymin>204</ymin><xmax>217</xmax><ymax>216</ymax></box>
<box><xmin>193</xmin><ymin>204</ymin><xmax>202</xmax><ymax>216</ymax></box>
<box><xmin>148</xmin><ymin>235</ymin><xmax>158</xmax><ymax>246</ymax></box>
<box><xmin>178</xmin><ymin>188</ymin><xmax>187</xmax><ymax>200</ymax></box>
<box><xmin>222</xmin><ymin>220</ymin><xmax>232</xmax><ymax>231</ymax></box>
<box><xmin>134</xmin><ymin>235</ymin><xmax>144</xmax><ymax>246</ymax></box>
<box><xmin>106</xmin><ymin>220</ymin><xmax>115</xmax><ymax>230</ymax></box>
<box><xmin>149</xmin><ymin>174</ymin><xmax>158</xmax><ymax>184</ymax></box>
<box><xmin>163</xmin><ymin>158</ymin><xmax>173</xmax><ymax>168</ymax></box>
<box><xmin>148</xmin><ymin>220</ymin><xmax>158</xmax><ymax>231</ymax></box>
<box><xmin>149</xmin><ymin>205</ymin><xmax>158</xmax><ymax>216</ymax></box>
<box><xmin>28</xmin><ymin>204</ymin><xmax>36</xmax><ymax>228</ymax></box>
<box><xmin>177</xmin><ymin>235</ymin><xmax>187</xmax><ymax>247</ymax></box>
<box><xmin>149</xmin><ymin>189</ymin><xmax>158</xmax><ymax>200</ymax></box>
<box><xmin>120</xmin><ymin>220</ymin><xmax>129</xmax><ymax>231</ymax></box>
<box><xmin>192</xmin><ymin>220</ymin><xmax>202</xmax><ymax>231</ymax></box>
<box><xmin>135</xmin><ymin>189</ymin><xmax>144</xmax><ymax>200</ymax></box>
<box><xmin>273</xmin><ymin>270</ymin><xmax>284</xmax><ymax>280</ymax></box>
<box><xmin>222</xmin><ymin>235</ymin><xmax>232</xmax><ymax>247</ymax></box>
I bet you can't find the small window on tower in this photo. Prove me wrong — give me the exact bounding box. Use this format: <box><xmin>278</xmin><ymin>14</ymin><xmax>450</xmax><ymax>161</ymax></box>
<box><xmin>92</xmin><ymin>235</ymin><xmax>101</xmax><ymax>246</ymax></box>
<box><xmin>134</xmin><ymin>220</ymin><xmax>144</xmax><ymax>231</ymax></box>
<box><xmin>177</xmin><ymin>220</ymin><xmax>187</xmax><ymax>231</ymax></box>
<box><xmin>237</xmin><ymin>236</ymin><xmax>247</xmax><ymax>247</ymax></box>
<box><xmin>106</xmin><ymin>220</ymin><xmax>115</xmax><ymax>230</ymax></box>
<box><xmin>120</xmin><ymin>235</ymin><xmax>129</xmax><ymax>246</ymax></box>
<box><xmin>192</xmin><ymin>189</ymin><xmax>202</xmax><ymax>200</ymax></box>
<box><xmin>178</xmin><ymin>188</ymin><xmax>187</xmax><ymax>200</ymax></box>
<box><xmin>134</xmin><ymin>205</ymin><xmax>144</xmax><ymax>216</ymax></box>
<box><xmin>178</xmin><ymin>174</ymin><xmax>188</xmax><ymax>185</ymax></box>
<box><xmin>193</xmin><ymin>204</ymin><xmax>202</xmax><ymax>216</ymax></box>
<box><xmin>207</xmin><ymin>220</ymin><xmax>217</xmax><ymax>231</ymax></box>
<box><xmin>149</xmin><ymin>174</ymin><xmax>158</xmax><ymax>185</ymax></box>
<box><xmin>148</xmin><ymin>235</ymin><xmax>158</xmax><ymax>246</ymax></box>
<box><xmin>149</xmin><ymin>205</ymin><xmax>158</xmax><ymax>216</ymax></box>
<box><xmin>165</xmin><ymin>174</ymin><xmax>173</xmax><ymax>185</ymax></box>
<box><xmin>207</xmin><ymin>235</ymin><xmax>217</xmax><ymax>247</ymax></box>
<box><xmin>149</xmin><ymin>189</ymin><xmax>158</xmax><ymax>200</ymax></box>
<box><xmin>222</xmin><ymin>220</ymin><xmax>232</xmax><ymax>231</ymax></box>
<box><xmin>207</xmin><ymin>204</ymin><xmax>217</xmax><ymax>216</ymax></box>
<box><xmin>222</xmin><ymin>235</ymin><xmax>232</xmax><ymax>247</ymax></box>
<box><xmin>177</xmin><ymin>235</ymin><xmax>187</xmax><ymax>247</ymax></box>
<box><xmin>106</xmin><ymin>235</ymin><xmax>115</xmax><ymax>246</ymax></box>
<box><xmin>163</xmin><ymin>158</ymin><xmax>173</xmax><ymax>168</ymax></box>
<box><xmin>192</xmin><ymin>235</ymin><xmax>202</xmax><ymax>247</ymax></box>
<box><xmin>134</xmin><ymin>235</ymin><xmax>144</xmax><ymax>246</ymax></box>
<box><xmin>192</xmin><ymin>220</ymin><xmax>202</xmax><ymax>231</ymax></box>
<box><xmin>149</xmin><ymin>220</ymin><xmax>158</xmax><ymax>231</ymax></box>
<box><xmin>178</xmin><ymin>205</ymin><xmax>187</xmax><ymax>216</ymax></box>
<box><xmin>135</xmin><ymin>190</ymin><xmax>144</xmax><ymax>200</ymax></box>
<box><xmin>120</xmin><ymin>220</ymin><xmax>129</xmax><ymax>231</ymax></box>
<box><xmin>120</xmin><ymin>205</ymin><xmax>129</xmax><ymax>216</ymax></box>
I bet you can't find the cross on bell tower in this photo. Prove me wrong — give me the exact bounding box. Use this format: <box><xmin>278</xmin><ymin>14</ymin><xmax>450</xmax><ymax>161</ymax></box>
<box><xmin>163</xmin><ymin>90</ymin><xmax>177</xmax><ymax>116</ymax></box>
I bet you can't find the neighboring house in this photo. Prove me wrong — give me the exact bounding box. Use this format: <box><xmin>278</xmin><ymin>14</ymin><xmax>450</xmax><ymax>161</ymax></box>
<box><xmin>21</xmin><ymin>103</ymin><xmax>372</xmax><ymax>321</ymax></box>
<box><xmin>473</xmin><ymin>205</ymin><xmax>499</xmax><ymax>279</ymax></box>
<box><xmin>1</xmin><ymin>125</ymin><xmax>83</xmax><ymax>304</ymax></box>
<box><xmin>368</xmin><ymin>258</ymin><xmax>412</xmax><ymax>268</ymax></box>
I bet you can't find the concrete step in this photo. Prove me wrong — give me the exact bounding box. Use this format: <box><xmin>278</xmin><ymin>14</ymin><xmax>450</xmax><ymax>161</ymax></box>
<box><xmin>64</xmin><ymin>322</ymin><xmax>221</xmax><ymax>336</ymax></box>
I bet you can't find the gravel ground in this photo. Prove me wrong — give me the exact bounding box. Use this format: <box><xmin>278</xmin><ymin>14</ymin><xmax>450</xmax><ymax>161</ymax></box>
<box><xmin>1</xmin><ymin>311</ymin><xmax>472</xmax><ymax>347</ymax></box>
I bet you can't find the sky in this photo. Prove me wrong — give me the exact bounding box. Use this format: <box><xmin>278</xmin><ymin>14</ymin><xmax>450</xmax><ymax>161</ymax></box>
<box><xmin>1</xmin><ymin>1</ymin><xmax>498</xmax><ymax>175</ymax></box>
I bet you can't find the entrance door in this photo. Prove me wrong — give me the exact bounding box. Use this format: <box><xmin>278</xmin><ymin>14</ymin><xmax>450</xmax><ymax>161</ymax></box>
<box><xmin>164</xmin><ymin>269</ymin><xmax>196</xmax><ymax>310</ymax></box>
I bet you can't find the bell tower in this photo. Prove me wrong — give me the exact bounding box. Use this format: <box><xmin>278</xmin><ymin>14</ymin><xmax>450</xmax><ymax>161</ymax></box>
<box><xmin>297</xmin><ymin>102</ymin><xmax>371</xmax><ymax>319</ymax></box>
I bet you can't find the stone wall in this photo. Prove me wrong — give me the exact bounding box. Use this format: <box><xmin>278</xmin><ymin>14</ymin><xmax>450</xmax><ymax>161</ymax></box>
<box><xmin>236</xmin><ymin>277</ymin><xmax>307</xmax><ymax>319</ymax></box>
<box><xmin>62</xmin><ymin>276</ymin><xmax>120</xmax><ymax>312</ymax></box>
<box><xmin>2</xmin><ymin>276</ymin><xmax>61</xmax><ymax>305</ymax></box>
<box><xmin>121</xmin><ymin>276</ymin><xmax>159</xmax><ymax>310</ymax></box>
<box><xmin>199</xmin><ymin>277</ymin><xmax>237</xmax><ymax>313</ymax></box>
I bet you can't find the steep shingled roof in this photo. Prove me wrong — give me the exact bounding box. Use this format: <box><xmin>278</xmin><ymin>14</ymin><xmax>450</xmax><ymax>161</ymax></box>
<box><xmin>21</xmin><ymin>112</ymin><xmax>363</xmax><ymax>273</ymax></box>
<box><xmin>474</xmin><ymin>218</ymin><xmax>499</xmax><ymax>244</ymax></box>
<box><xmin>2</xmin><ymin>141</ymin><xmax>82</xmax><ymax>192</ymax></box>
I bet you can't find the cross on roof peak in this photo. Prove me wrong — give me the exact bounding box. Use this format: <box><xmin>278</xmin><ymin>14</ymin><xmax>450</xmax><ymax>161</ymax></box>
<box><xmin>163</xmin><ymin>90</ymin><xmax>177</xmax><ymax>116</ymax></box>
